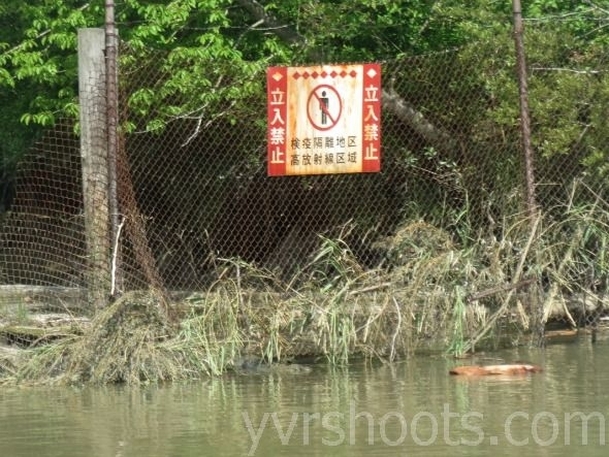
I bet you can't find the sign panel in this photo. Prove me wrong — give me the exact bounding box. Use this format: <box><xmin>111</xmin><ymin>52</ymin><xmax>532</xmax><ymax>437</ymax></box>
<box><xmin>267</xmin><ymin>64</ymin><xmax>381</xmax><ymax>176</ymax></box>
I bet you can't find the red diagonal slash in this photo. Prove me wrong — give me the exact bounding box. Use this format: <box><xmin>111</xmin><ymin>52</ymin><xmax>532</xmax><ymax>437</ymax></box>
<box><xmin>312</xmin><ymin>90</ymin><xmax>337</xmax><ymax>126</ymax></box>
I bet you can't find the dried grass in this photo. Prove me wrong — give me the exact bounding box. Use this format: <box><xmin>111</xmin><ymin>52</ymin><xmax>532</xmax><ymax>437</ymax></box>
<box><xmin>2</xmin><ymin>192</ymin><xmax>609</xmax><ymax>385</ymax></box>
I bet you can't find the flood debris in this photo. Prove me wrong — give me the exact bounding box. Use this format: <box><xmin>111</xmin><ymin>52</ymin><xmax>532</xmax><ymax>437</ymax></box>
<box><xmin>1</xmin><ymin>213</ymin><xmax>608</xmax><ymax>386</ymax></box>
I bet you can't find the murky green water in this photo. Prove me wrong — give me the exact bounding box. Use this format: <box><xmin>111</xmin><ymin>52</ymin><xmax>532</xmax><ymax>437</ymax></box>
<box><xmin>1</xmin><ymin>335</ymin><xmax>608</xmax><ymax>456</ymax></box>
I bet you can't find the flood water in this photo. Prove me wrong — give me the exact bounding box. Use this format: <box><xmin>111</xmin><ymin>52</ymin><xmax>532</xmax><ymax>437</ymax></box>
<box><xmin>1</xmin><ymin>334</ymin><xmax>608</xmax><ymax>456</ymax></box>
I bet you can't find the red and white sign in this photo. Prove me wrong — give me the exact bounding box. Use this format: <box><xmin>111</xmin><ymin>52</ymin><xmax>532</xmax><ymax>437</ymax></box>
<box><xmin>267</xmin><ymin>64</ymin><xmax>381</xmax><ymax>176</ymax></box>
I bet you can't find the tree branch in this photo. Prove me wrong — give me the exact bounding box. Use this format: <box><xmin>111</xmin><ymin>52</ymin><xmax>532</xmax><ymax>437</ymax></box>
<box><xmin>530</xmin><ymin>66</ymin><xmax>603</xmax><ymax>75</ymax></box>
<box><xmin>234</xmin><ymin>0</ymin><xmax>307</xmax><ymax>48</ymax></box>
<box><xmin>236</xmin><ymin>0</ymin><xmax>455</xmax><ymax>152</ymax></box>
<box><xmin>382</xmin><ymin>85</ymin><xmax>457</xmax><ymax>151</ymax></box>
<box><xmin>1</xmin><ymin>4</ymin><xmax>90</xmax><ymax>58</ymax></box>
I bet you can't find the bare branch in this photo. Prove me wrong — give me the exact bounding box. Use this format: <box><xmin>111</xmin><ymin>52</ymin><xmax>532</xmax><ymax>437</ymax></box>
<box><xmin>530</xmin><ymin>66</ymin><xmax>604</xmax><ymax>75</ymax></box>
<box><xmin>1</xmin><ymin>4</ymin><xmax>90</xmax><ymax>57</ymax></box>
<box><xmin>382</xmin><ymin>86</ymin><xmax>457</xmax><ymax>151</ymax></box>
<box><xmin>234</xmin><ymin>0</ymin><xmax>308</xmax><ymax>48</ymax></box>
<box><xmin>236</xmin><ymin>0</ymin><xmax>457</xmax><ymax>153</ymax></box>
<box><xmin>583</xmin><ymin>0</ymin><xmax>609</xmax><ymax>16</ymax></box>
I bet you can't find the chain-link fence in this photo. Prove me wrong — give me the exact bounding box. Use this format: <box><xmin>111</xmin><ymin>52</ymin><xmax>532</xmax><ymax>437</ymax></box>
<box><xmin>1</xmin><ymin>24</ymin><xmax>608</xmax><ymax>354</ymax></box>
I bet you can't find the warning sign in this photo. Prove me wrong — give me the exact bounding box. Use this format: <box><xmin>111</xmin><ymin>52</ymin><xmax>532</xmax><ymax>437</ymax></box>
<box><xmin>266</xmin><ymin>63</ymin><xmax>381</xmax><ymax>176</ymax></box>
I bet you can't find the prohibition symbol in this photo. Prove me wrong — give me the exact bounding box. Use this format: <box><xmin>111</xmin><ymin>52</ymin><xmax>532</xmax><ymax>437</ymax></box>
<box><xmin>307</xmin><ymin>84</ymin><xmax>342</xmax><ymax>131</ymax></box>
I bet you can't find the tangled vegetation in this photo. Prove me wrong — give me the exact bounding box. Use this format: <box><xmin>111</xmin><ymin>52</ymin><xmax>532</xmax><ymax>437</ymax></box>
<box><xmin>1</xmin><ymin>182</ymin><xmax>607</xmax><ymax>386</ymax></box>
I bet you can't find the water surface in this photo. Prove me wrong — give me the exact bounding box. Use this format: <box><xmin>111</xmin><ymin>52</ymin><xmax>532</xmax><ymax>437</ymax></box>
<box><xmin>1</xmin><ymin>334</ymin><xmax>607</xmax><ymax>456</ymax></box>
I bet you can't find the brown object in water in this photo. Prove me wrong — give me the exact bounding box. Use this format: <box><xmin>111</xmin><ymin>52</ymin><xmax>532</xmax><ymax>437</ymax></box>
<box><xmin>449</xmin><ymin>364</ymin><xmax>543</xmax><ymax>376</ymax></box>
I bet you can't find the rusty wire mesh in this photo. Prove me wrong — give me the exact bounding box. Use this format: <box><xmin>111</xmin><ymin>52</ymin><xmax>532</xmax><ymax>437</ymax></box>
<box><xmin>1</xmin><ymin>28</ymin><xmax>608</xmax><ymax>336</ymax></box>
<box><xmin>118</xmin><ymin>50</ymin><xmax>488</xmax><ymax>291</ymax></box>
<box><xmin>1</xmin><ymin>29</ymin><xmax>111</xmax><ymax>315</ymax></box>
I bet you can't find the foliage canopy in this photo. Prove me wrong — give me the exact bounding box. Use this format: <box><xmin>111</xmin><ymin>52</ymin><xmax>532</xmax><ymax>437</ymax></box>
<box><xmin>0</xmin><ymin>1</ymin><xmax>608</xmax><ymax>185</ymax></box>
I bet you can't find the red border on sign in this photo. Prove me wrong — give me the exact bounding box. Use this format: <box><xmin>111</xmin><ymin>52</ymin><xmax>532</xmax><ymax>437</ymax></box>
<box><xmin>361</xmin><ymin>63</ymin><xmax>382</xmax><ymax>173</ymax></box>
<box><xmin>267</xmin><ymin>67</ymin><xmax>288</xmax><ymax>176</ymax></box>
<box><xmin>268</xmin><ymin>64</ymin><xmax>381</xmax><ymax>176</ymax></box>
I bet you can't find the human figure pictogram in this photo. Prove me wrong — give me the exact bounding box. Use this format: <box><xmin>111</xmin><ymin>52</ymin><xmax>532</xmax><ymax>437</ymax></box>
<box><xmin>319</xmin><ymin>90</ymin><xmax>329</xmax><ymax>125</ymax></box>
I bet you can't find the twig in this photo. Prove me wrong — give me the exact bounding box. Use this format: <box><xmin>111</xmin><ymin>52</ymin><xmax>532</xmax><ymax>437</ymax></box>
<box><xmin>463</xmin><ymin>213</ymin><xmax>541</xmax><ymax>352</ymax></box>
<box><xmin>583</xmin><ymin>0</ymin><xmax>609</xmax><ymax>16</ymax></box>
<box><xmin>110</xmin><ymin>216</ymin><xmax>125</xmax><ymax>297</ymax></box>
<box><xmin>580</xmin><ymin>180</ymin><xmax>609</xmax><ymax>210</ymax></box>
<box><xmin>467</xmin><ymin>278</ymin><xmax>535</xmax><ymax>303</ymax></box>
<box><xmin>348</xmin><ymin>282</ymin><xmax>392</xmax><ymax>297</ymax></box>
<box><xmin>180</xmin><ymin>100</ymin><xmax>237</xmax><ymax>146</ymax></box>
<box><xmin>530</xmin><ymin>67</ymin><xmax>603</xmax><ymax>75</ymax></box>
<box><xmin>1</xmin><ymin>4</ymin><xmax>90</xmax><ymax>57</ymax></box>
<box><xmin>390</xmin><ymin>297</ymin><xmax>402</xmax><ymax>362</ymax></box>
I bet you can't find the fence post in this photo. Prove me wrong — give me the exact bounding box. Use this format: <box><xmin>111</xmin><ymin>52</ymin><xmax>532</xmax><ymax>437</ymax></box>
<box><xmin>512</xmin><ymin>0</ymin><xmax>537</xmax><ymax>218</ymax></box>
<box><xmin>78</xmin><ymin>28</ymin><xmax>111</xmax><ymax>309</ymax></box>
<box><xmin>512</xmin><ymin>1</ymin><xmax>544</xmax><ymax>346</ymax></box>
<box><xmin>105</xmin><ymin>1</ymin><xmax>122</xmax><ymax>297</ymax></box>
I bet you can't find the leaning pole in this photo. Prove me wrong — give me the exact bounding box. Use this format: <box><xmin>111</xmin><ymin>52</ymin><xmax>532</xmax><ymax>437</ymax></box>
<box><xmin>512</xmin><ymin>0</ymin><xmax>544</xmax><ymax>347</ymax></box>
<box><xmin>105</xmin><ymin>0</ymin><xmax>122</xmax><ymax>297</ymax></box>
